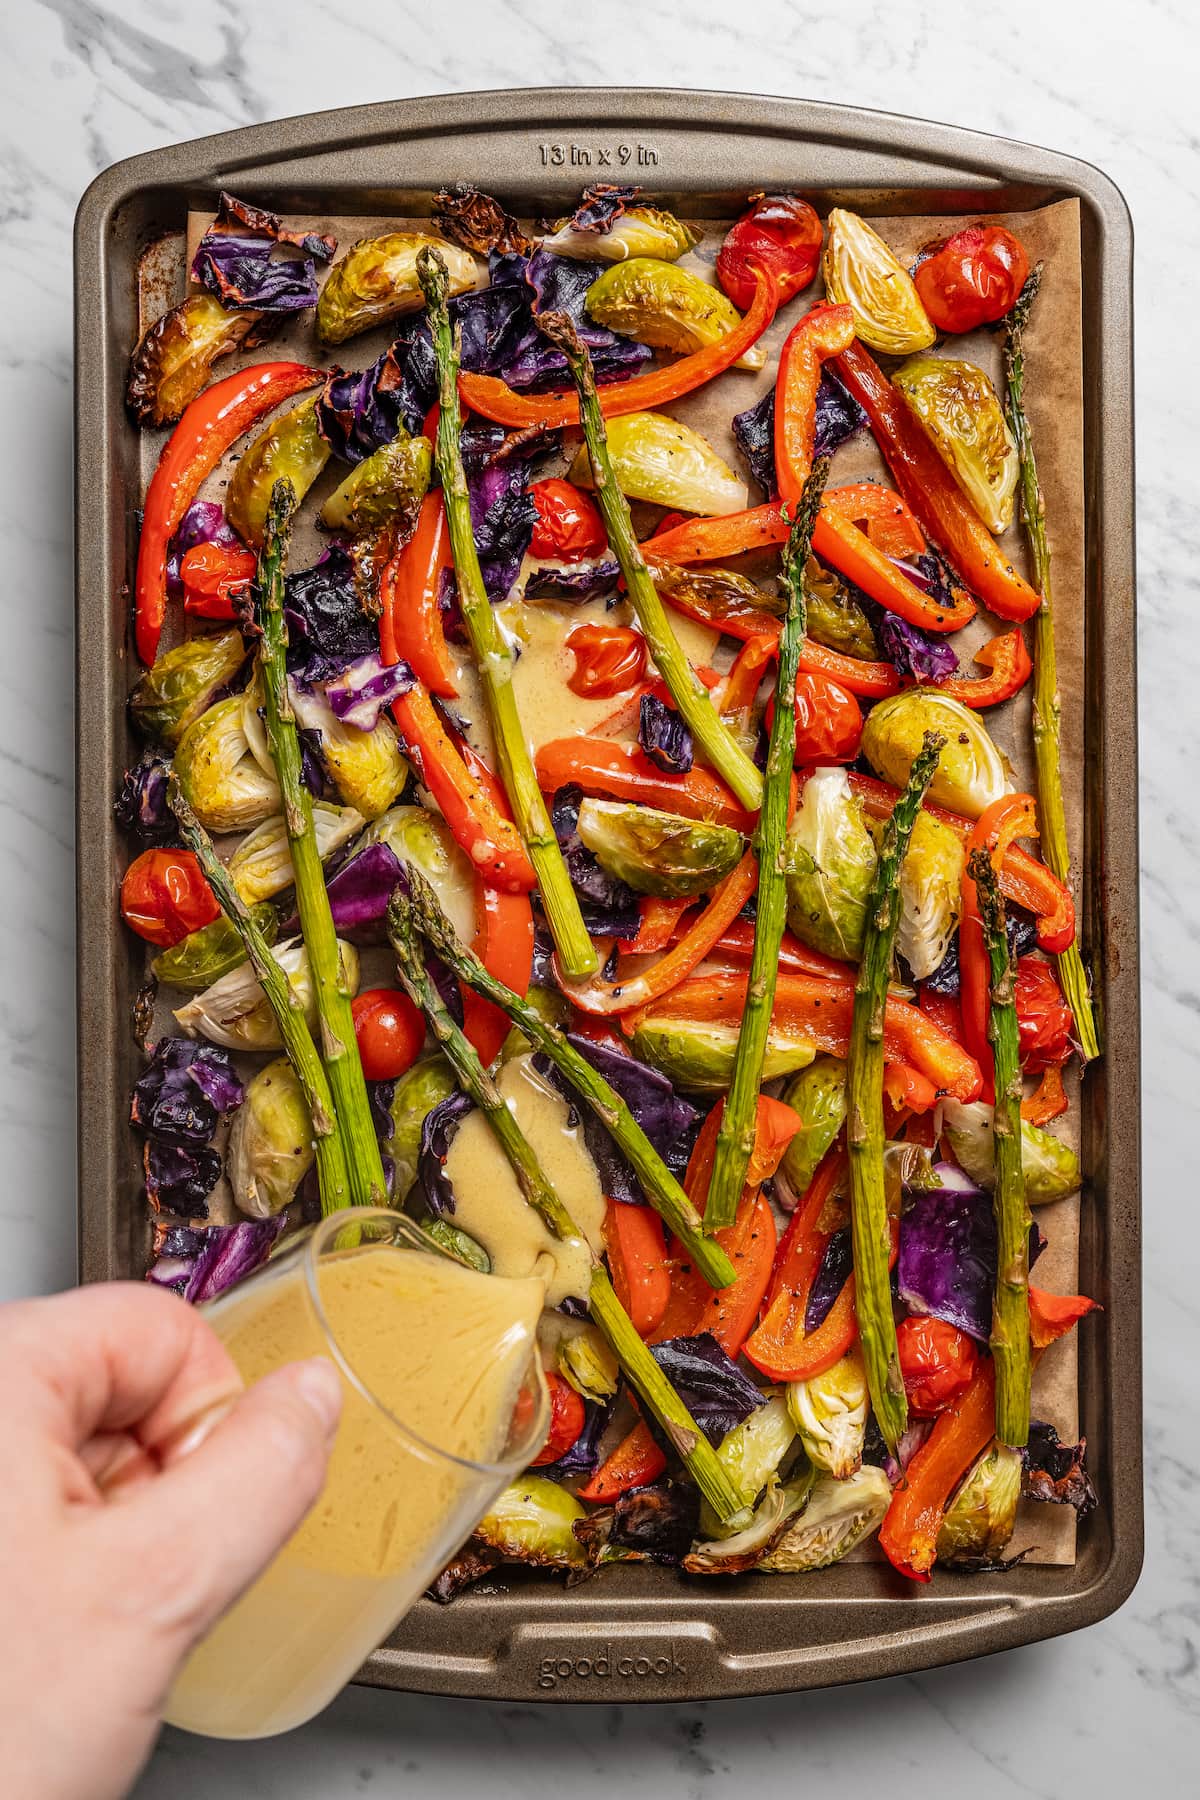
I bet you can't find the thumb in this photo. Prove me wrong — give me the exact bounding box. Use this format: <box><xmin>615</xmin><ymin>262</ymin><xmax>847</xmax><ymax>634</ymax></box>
<box><xmin>108</xmin><ymin>1356</ymin><xmax>343</xmax><ymax>1650</ymax></box>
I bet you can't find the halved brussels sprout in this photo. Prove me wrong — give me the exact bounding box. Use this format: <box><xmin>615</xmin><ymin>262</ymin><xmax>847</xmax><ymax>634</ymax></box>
<box><xmin>318</xmin><ymin>432</ymin><xmax>432</xmax><ymax>537</ymax></box>
<box><xmin>226</xmin><ymin>397</ymin><xmax>331</xmax><ymax>549</ymax></box>
<box><xmin>714</xmin><ymin>1393</ymin><xmax>797</xmax><ymax>1517</ymax></box>
<box><xmin>629</xmin><ymin>1014</ymin><xmax>815</xmax><ymax>1093</ymax></box>
<box><xmin>822</xmin><ymin>209</ymin><xmax>936</xmax><ymax>356</ymax></box>
<box><xmin>861</xmin><ymin>691</ymin><xmax>1009</xmax><ymax>819</ymax></box>
<box><xmin>780</xmin><ymin>1057</ymin><xmax>847</xmax><ymax>1197</ymax></box>
<box><xmin>174</xmin><ymin>694</ymin><xmax>281</xmax><ymax>832</ymax></box>
<box><xmin>287</xmin><ymin>682</ymin><xmax>407</xmax><ymax>820</ymax></box>
<box><xmin>654</xmin><ymin>564</ymin><xmax>784</xmax><ymax>622</ymax></box>
<box><xmin>126</xmin><ymin>293</ymin><xmax>259</xmax><ymax>427</ymax></box>
<box><xmin>129</xmin><ymin>630</ymin><xmax>248</xmax><ymax>748</ymax></box>
<box><xmin>940</xmin><ymin>1097</ymin><xmax>1082</xmax><ymax>1205</ymax></box>
<box><xmin>541</xmin><ymin>207</ymin><xmax>699</xmax><ymax>264</ymax></box>
<box><xmin>684</xmin><ymin>1472</ymin><xmax>814</xmax><ymax>1574</ymax></box>
<box><xmin>173</xmin><ymin>936</ymin><xmax>359</xmax><ymax>1051</ymax></box>
<box><xmin>316</xmin><ymin>233</ymin><xmax>478</xmax><ymax>345</ymax></box>
<box><xmin>227</xmin><ymin>803</ymin><xmax>366</xmax><ymax>905</ymax></box>
<box><xmin>569</xmin><ymin>412</ymin><xmax>748</xmax><ymax>517</ymax></box>
<box><xmin>586</xmin><ymin>259</ymin><xmax>765</xmax><ymax>371</ymax></box>
<box><xmin>576</xmin><ymin>798</ymin><xmax>744</xmax><ymax>899</ymax></box>
<box><xmin>787</xmin><ymin>1348</ymin><xmax>867</xmax><ymax>1480</ymax></box>
<box><xmin>785</xmin><ymin>765</ymin><xmax>878</xmax><ymax>962</ymax></box>
<box><xmin>386</xmin><ymin>1057</ymin><xmax>457</xmax><ymax>1202</ymax></box>
<box><xmin>474</xmin><ymin>1476</ymin><xmax>587</xmax><ymax>1569</ymax></box>
<box><xmin>228</xmin><ymin>1057</ymin><xmax>314</xmax><ymax>1219</ymax></box>
<box><xmin>150</xmin><ymin>902</ymin><xmax>278</xmax><ymax>993</ymax></box>
<box><xmin>894</xmin><ymin>355</ymin><xmax>1019</xmax><ymax>535</ymax></box>
<box><xmin>805</xmin><ymin>558</ymin><xmax>878</xmax><ymax>660</ymax></box>
<box><xmin>556</xmin><ymin>1324</ymin><xmax>620</xmax><ymax>1403</ymax></box>
<box><xmin>895</xmin><ymin>810</ymin><xmax>965</xmax><ymax>981</ymax></box>
<box><xmin>418</xmin><ymin>1215</ymin><xmax>492</xmax><ymax>1275</ymax></box>
<box><xmin>936</xmin><ymin>1443</ymin><xmax>1022</xmax><ymax>1567</ymax></box>
<box><xmin>757</xmin><ymin>1465</ymin><xmax>893</xmax><ymax>1573</ymax></box>
<box><xmin>359</xmin><ymin>807</ymin><xmax>476</xmax><ymax>943</ymax></box>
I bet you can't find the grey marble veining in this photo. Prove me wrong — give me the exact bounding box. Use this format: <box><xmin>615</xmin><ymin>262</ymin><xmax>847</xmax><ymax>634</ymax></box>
<box><xmin>3</xmin><ymin>0</ymin><xmax>1196</xmax><ymax>1789</ymax></box>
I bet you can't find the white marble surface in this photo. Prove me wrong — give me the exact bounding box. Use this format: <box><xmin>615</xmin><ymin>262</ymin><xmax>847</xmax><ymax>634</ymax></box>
<box><xmin>2</xmin><ymin>0</ymin><xmax>1195</xmax><ymax>1790</ymax></box>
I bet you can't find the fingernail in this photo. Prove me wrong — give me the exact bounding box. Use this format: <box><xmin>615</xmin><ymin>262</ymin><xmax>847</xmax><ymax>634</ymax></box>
<box><xmin>165</xmin><ymin>1399</ymin><xmax>235</xmax><ymax>1463</ymax></box>
<box><xmin>291</xmin><ymin>1357</ymin><xmax>343</xmax><ymax>1438</ymax></box>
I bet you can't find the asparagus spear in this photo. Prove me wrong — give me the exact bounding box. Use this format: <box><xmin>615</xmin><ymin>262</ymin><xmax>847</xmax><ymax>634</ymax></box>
<box><xmin>416</xmin><ymin>249</ymin><xmax>597</xmax><ymax>980</ymax></box>
<box><xmin>848</xmin><ymin>730</ymin><xmax>944</xmax><ymax>1452</ymax></box>
<box><xmin>705</xmin><ymin>456</ymin><xmax>831</xmax><ymax>1229</ymax></box>
<box><xmin>1003</xmin><ymin>268</ymin><xmax>1100</xmax><ymax>1061</ymax></box>
<box><xmin>393</xmin><ymin>868</ymin><xmax>736</xmax><ymax>1289</ymax></box>
<box><xmin>536</xmin><ymin>309</ymin><xmax>765</xmax><ymax>814</ymax></box>
<box><xmin>388</xmin><ymin>888</ymin><xmax>744</xmax><ymax>1522</ymax></box>
<box><xmin>969</xmin><ymin>847</ymin><xmax>1032</xmax><ymax>1448</ymax></box>
<box><xmin>255</xmin><ymin>480</ymin><xmax>387</xmax><ymax>1206</ymax></box>
<box><xmin>169</xmin><ymin>778</ymin><xmax>351</xmax><ymax>1214</ymax></box>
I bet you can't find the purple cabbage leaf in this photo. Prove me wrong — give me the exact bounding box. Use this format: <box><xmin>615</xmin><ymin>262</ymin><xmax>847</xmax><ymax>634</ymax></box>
<box><xmin>1021</xmin><ymin>1421</ymin><xmax>1097</xmax><ymax>1516</ymax></box>
<box><xmin>898</xmin><ymin>1163</ymin><xmax>1046</xmax><ymax>1342</ymax></box>
<box><xmin>146</xmin><ymin>1217</ymin><xmax>287</xmax><ymax>1303</ymax></box>
<box><xmin>417</xmin><ymin>1090</ymin><xmax>475</xmax><ymax>1218</ymax></box>
<box><xmin>131</xmin><ymin>1039</ymin><xmax>244</xmax><ymax>1149</ymax></box>
<box><xmin>143</xmin><ymin>1141</ymin><xmax>222</xmax><ymax>1219</ymax></box>
<box><xmin>639</xmin><ymin>693</ymin><xmax>693</xmax><ymax>775</ymax></box>
<box><xmin>283</xmin><ymin>547</ymin><xmax>378</xmax><ymax>680</ymax></box>
<box><xmin>324</xmin><ymin>653</ymin><xmax>416</xmax><ymax>731</ymax></box>
<box><xmin>649</xmin><ymin>1333</ymin><xmax>765</xmax><ymax>1446</ymax></box>
<box><xmin>191</xmin><ymin>191</ymin><xmax>336</xmax><ymax>313</ymax></box>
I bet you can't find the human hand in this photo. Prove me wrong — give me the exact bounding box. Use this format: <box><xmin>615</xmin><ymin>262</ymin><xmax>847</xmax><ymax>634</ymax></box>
<box><xmin>0</xmin><ymin>1281</ymin><xmax>342</xmax><ymax>1800</ymax></box>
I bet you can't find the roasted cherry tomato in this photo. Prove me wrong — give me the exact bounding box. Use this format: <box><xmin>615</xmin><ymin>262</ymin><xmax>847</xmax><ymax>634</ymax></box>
<box><xmin>567</xmin><ymin>623</ymin><xmax>647</xmax><ymax>699</ymax></box>
<box><xmin>179</xmin><ymin>540</ymin><xmax>257</xmax><ymax>621</ymax></box>
<box><xmin>717</xmin><ymin>194</ymin><xmax>823</xmax><ymax>311</ymax></box>
<box><xmin>1014</xmin><ymin>955</ymin><xmax>1075</xmax><ymax>1070</ymax></box>
<box><xmin>120</xmin><ymin>847</ymin><xmax>220</xmax><ymax>948</ymax></box>
<box><xmin>529</xmin><ymin>478</ymin><xmax>608</xmax><ymax>562</ymax></box>
<box><xmin>530</xmin><ymin>1371</ymin><xmax>587</xmax><ymax>1467</ymax></box>
<box><xmin>914</xmin><ymin>225</ymin><xmax>1031</xmax><ymax>334</ymax></box>
<box><xmin>897</xmin><ymin>1315</ymin><xmax>979</xmax><ymax>1416</ymax></box>
<box><xmin>766</xmin><ymin>668</ymin><xmax>863</xmax><ymax>763</ymax></box>
<box><xmin>350</xmin><ymin>987</ymin><xmax>426</xmax><ymax>1081</ymax></box>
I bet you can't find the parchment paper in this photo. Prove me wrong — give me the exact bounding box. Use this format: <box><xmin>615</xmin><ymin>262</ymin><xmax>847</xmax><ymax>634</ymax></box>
<box><xmin>166</xmin><ymin>197</ymin><xmax>1089</xmax><ymax>1563</ymax></box>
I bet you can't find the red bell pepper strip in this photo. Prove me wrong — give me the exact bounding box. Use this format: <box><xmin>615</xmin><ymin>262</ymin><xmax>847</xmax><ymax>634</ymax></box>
<box><xmin>774</xmin><ymin>304</ymin><xmax>857</xmax><ymax>500</ymax></box>
<box><xmin>134</xmin><ymin>360</ymin><xmax>323</xmax><ymax>664</ymax></box>
<box><xmin>834</xmin><ymin>341</ymin><xmax>1042</xmax><ymax>623</ymax></box>
<box><xmin>822</xmin><ymin>483</ymin><xmax>926</xmax><ymax>560</ymax></box>
<box><xmin>883</xmin><ymin>1062</ymin><xmax>938</xmax><ymax>1114</ymax></box>
<box><xmin>960</xmin><ymin>794</ymin><xmax>1040</xmax><ymax>1104</ymax></box>
<box><xmin>1022</xmin><ymin>1064</ymin><xmax>1069</xmax><ymax>1126</ymax></box>
<box><xmin>744</xmin><ymin>1148</ymin><xmax>852</xmax><ymax>1382</ymax></box>
<box><xmin>710</xmin><ymin>917</ymin><xmax>852</xmax><ymax>981</ymax></box>
<box><xmin>719</xmin><ymin>633</ymin><xmax>775</xmax><ymax>720</ymax></box>
<box><xmin>930</xmin><ymin>628</ymin><xmax>1032</xmax><ymax>708</ymax></box>
<box><xmin>919</xmin><ymin>985</ymin><xmax>964</xmax><ymax>1045</ymax></box>
<box><xmin>878</xmin><ymin>1358</ymin><xmax>998</xmax><ymax>1582</ymax></box>
<box><xmin>381</xmin><ymin>489</ymin><xmax>458</xmax><ymax>698</ymax></box>
<box><xmin>535</xmin><ymin>738</ymin><xmax>755</xmax><ymax>833</ymax></box>
<box><xmin>690</xmin><ymin>1190</ymin><xmax>777</xmax><ymax>1353</ymax></box>
<box><xmin>458</xmin><ymin>264</ymin><xmax>778</xmax><ymax>429</ymax></box>
<box><xmin>605</xmin><ymin>1200</ymin><xmax>671</xmax><ymax>1338</ymax></box>
<box><xmin>619</xmin><ymin>896</ymin><xmax>692</xmax><ymax>954</ymax></box>
<box><xmin>1028</xmin><ymin>1286</ymin><xmax>1100</xmax><ymax>1349</ymax></box>
<box><xmin>179</xmin><ymin>541</ymin><xmax>257</xmax><ymax>620</ymax></box>
<box><xmin>579</xmin><ymin>1422</ymin><xmax>667</xmax><ymax>1502</ymax></box>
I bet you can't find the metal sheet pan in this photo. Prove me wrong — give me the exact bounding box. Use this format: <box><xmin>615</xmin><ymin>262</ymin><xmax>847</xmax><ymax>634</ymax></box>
<box><xmin>74</xmin><ymin>87</ymin><xmax>1141</xmax><ymax>1702</ymax></box>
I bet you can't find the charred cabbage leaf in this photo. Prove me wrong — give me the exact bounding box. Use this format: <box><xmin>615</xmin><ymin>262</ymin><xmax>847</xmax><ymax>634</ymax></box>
<box><xmin>192</xmin><ymin>191</ymin><xmax>336</xmax><ymax>312</ymax></box>
<box><xmin>638</xmin><ymin>694</ymin><xmax>693</xmax><ymax>775</ymax></box>
<box><xmin>432</xmin><ymin>183</ymin><xmax>533</xmax><ymax>256</ymax></box>
<box><xmin>1022</xmin><ymin>1421</ymin><xmax>1097</xmax><ymax>1515</ymax></box>
<box><xmin>143</xmin><ymin>1140</ymin><xmax>222</xmax><ymax>1218</ymax></box>
<box><xmin>131</xmin><ymin>1037</ymin><xmax>244</xmax><ymax>1148</ymax></box>
<box><xmin>283</xmin><ymin>547</ymin><xmax>378</xmax><ymax>680</ymax></box>
<box><xmin>550</xmin><ymin>786</ymin><xmax>641</xmax><ymax>938</ymax></box>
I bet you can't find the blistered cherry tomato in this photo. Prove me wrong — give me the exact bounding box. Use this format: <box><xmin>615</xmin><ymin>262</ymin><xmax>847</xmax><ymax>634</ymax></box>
<box><xmin>529</xmin><ymin>479</ymin><xmax>608</xmax><ymax>563</ymax></box>
<box><xmin>717</xmin><ymin>194</ymin><xmax>823</xmax><ymax>311</ymax></box>
<box><xmin>897</xmin><ymin>1315</ymin><xmax>979</xmax><ymax>1416</ymax></box>
<box><xmin>766</xmin><ymin>668</ymin><xmax>862</xmax><ymax>763</ymax></box>
<box><xmin>179</xmin><ymin>540</ymin><xmax>257</xmax><ymax>621</ymax></box>
<box><xmin>120</xmin><ymin>847</ymin><xmax>220</xmax><ymax>947</ymax></box>
<box><xmin>567</xmin><ymin>623</ymin><xmax>647</xmax><ymax>699</ymax></box>
<box><xmin>350</xmin><ymin>987</ymin><xmax>425</xmax><ymax>1081</ymax></box>
<box><xmin>914</xmin><ymin>225</ymin><xmax>1030</xmax><ymax>334</ymax></box>
<box><xmin>530</xmin><ymin>1371</ymin><xmax>587</xmax><ymax>1467</ymax></box>
<box><xmin>1014</xmin><ymin>955</ymin><xmax>1075</xmax><ymax>1070</ymax></box>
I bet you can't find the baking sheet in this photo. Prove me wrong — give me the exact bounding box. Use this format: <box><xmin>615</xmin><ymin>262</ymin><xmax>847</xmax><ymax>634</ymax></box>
<box><xmin>153</xmin><ymin>195</ymin><xmax>1087</xmax><ymax>1563</ymax></box>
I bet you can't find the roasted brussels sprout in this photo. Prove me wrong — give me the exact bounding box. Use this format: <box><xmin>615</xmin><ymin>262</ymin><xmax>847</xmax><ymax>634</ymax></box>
<box><xmin>541</xmin><ymin>206</ymin><xmax>698</xmax><ymax>264</ymax></box>
<box><xmin>418</xmin><ymin>1215</ymin><xmax>492</xmax><ymax>1274</ymax></box>
<box><xmin>569</xmin><ymin>412</ymin><xmax>748</xmax><ymax>517</ymax></box>
<box><xmin>684</xmin><ymin>1472</ymin><xmax>814</xmax><ymax>1574</ymax></box>
<box><xmin>714</xmin><ymin>1393</ymin><xmax>797</xmax><ymax>1518</ymax></box>
<box><xmin>174</xmin><ymin>694</ymin><xmax>281</xmax><ymax>833</ymax></box>
<box><xmin>150</xmin><ymin>902</ymin><xmax>278</xmax><ymax>993</ymax></box>
<box><xmin>474</xmin><ymin>1476</ymin><xmax>587</xmax><ymax>1569</ymax></box>
<box><xmin>129</xmin><ymin>629</ymin><xmax>248</xmax><ymax>748</ymax></box>
<box><xmin>126</xmin><ymin>293</ymin><xmax>258</xmax><ymax>426</ymax></box>
<box><xmin>894</xmin><ymin>355</ymin><xmax>1019</xmax><ymax>534</ymax></box>
<box><xmin>940</xmin><ymin>1097</ymin><xmax>1082</xmax><ymax>1205</ymax></box>
<box><xmin>894</xmin><ymin>810</ymin><xmax>965</xmax><ymax>981</ymax></box>
<box><xmin>287</xmin><ymin>682</ymin><xmax>407</xmax><ymax>820</ymax></box>
<box><xmin>757</xmin><ymin>1465</ymin><xmax>893</xmax><ymax>1573</ymax></box>
<box><xmin>227</xmin><ymin>1057</ymin><xmax>314</xmax><ymax>1219</ymax></box>
<box><xmin>654</xmin><ymin>563</ymin><xmax>784</xmax><ymax>624</ymax></box>
<box><xmin>780</xmin><ymin>1057</ymin><xmax>847</xmax><ymax>1197</ymax></box>
<box><xmin>318</xmin><ymin>432</ymin><xmax>433</xmax><ymax>537</ymax></box>
<box><xmin>227</xmin><ymin>803</ymin><xmax>366</xmax><ymax>905</ymax></box>
<box><xmin>359</xmin><ymin>807</ymin><xmax>476</xmax><ymax>943</ymax></box>
<box><xmin>385</xmin><ymin>1058</ymin><xmax>457</xmax><ymax>1202</ymax></box>
<box><xmin>586</xmin><ymin>259</ymin><xmax>765</xmax><ymax>371</ymax></box>
<box><xmin>861</xmin><ymin>691</ymin><xmax>1009</xmax><ymax>819</ymax></box>
<box><xmin>556</xmin><ymin>1324</ymin><xmax>620</xmax><ymax>1404</ymax></box>
<box><xmin>225</xmin><ymin>397</ymin><xmax>331</xmax><ymax>548</ymax></box>
<box><xmin>805</xmin><ymin>558</ymin><xmax>878</xmax><ymax>660</ymax></box>
<box><xmin>316</xmin><ymin>233</ymin><xmax>478</xmax><ymax>345</ymax></box>
<box><xmin>629</xmin><ymin>1014</ymin><xmax>815</xmax><ymax>1093</ymax></box>
<box><xmin>936</xmin><ymin>1443</ymin><xmax>1022</xmax><ymax>1567</ymax></box>
<box><xmin>787</xmin><ymin>1348</ymin><xmax>868</xmax><ymax>1480</ymax></box>
<box><xmin>785</xmin><ymin>765</ymin><xmax>878</xmax><ymax>962</ymax></box>
<box><xmin>822</xmin><ymin>209</ymin><xmax>936</xmax><ymax>356</ymax></box>
<box><xmin>575</xmin><ymin>798</ymin><xmax>744</xmax><ymax>899</ymax></box>
<box><xmin>173</xmin><ymin>936</ymin><xmax>359</xmax><ymax>1051</ymax></box>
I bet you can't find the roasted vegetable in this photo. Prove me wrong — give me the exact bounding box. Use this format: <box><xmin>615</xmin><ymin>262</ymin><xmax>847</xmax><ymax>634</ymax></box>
<box><xmin>894</xmin><ymin>809</ymin><xmax>965</xmax><ymax>981</ymax></box>
<box><xmin>318</xmin><ymin>431</ymin><xmax>433</xmax><ymax>536</ymax></box>
<box><xmin>316</xmin><ymin>233</ymin><xmax>478</xmax><ymax>345</ymax></box>
<box><xmin>359</xmin><ymin>807</ymin><xmax>476</xmax><ymax>943</ymax></box>
<box><xmin>894</xmin><ymin>355</ymin><xmax>1019</xmax><ymax>535</ymax></box>
<box><xmin>758</xmin><ymin>1465</ymin><xmax>892</xmax><ymax>1572</ymax></box>
<box><xmin>586</xmin><ymin>259</ymin><xmax>765</xmax><ymax>371</ymax></box>
<box><xmin>936</xmin><ymin>1442</ymin><xmax>1022</xmax><ymax>1566</ymax></box>
<box><xmin>418</xmin><ymin>1215</ymin><xmax>492</xmax><ymax>1274</ymax></box>
<box><xmin>225</xmin><ymin>398</ymin><xmax>331</xmax><ymax>548</ymax></box>
<box><xmin>805</xmin><ymin>558</ymin><xmax>878</xmax><ymax>660</ymax></box>
<box><xmin>862</xmin><ymin>691</ymin><xmax>1009</xmax><ymax>819</ymax></box>
<box><xmin>227</xmin><ymin>803</ymin><xmax>365</xmax><ymax>905</ymax></box>
<box><xmin>940</xmin><ymin>1097</ymin><xmax>1081</xmax><ymax>1205</ymax></box>
<box><xmin>713</xmin><ymin>1392</ymin><xmax>797</xmax><ymax>1518</ymax></box>
<box><xmin>191</xmin><ymin>191</ymin><xmax>336</xmax><ymax>312</ymax></box>
<box><xmin>474</xmin><ymin>1476</ymin><xmax>587</xmax><ymax>1569</ymax></box>
<box><xmin>150</xmin><ymin>902</ymin><xmax>278</xmax><ymax>992</ymax></box>
<box><xmin>173</xmin><ymin>936</ymin><xmax>360</xmax><ymax>1052</ymax></box>
<box><xmin>556</xmin><ymin>1325</ymin><xmax>620</xmax><ymax>1403</ymax></box>
<box><xmin>174</xmin><ymin>694</ymin><xmax>281</xmax><ymax>832</ymax></box>
<box><xmin>684</xmin><ymin>1472</ymin><xmax>814</xmax><ymax>1574</ymax></box>
<box><xmin>126</xmin><ymin>293</ymin><xmax>259</xmax><ymax>427</ymax></box>
<box><xmin>129</xmin><ymin>629</ymin><xmax>248</xmax><ymax>748</ymax></box>
<box><xmin>384</xmin><ymin>1057</ymin><xmax>457</xmax><ymax>1202</ymax></box>
<box><xmin>227</xmin><ymin>1057</ymin><xmax>315</xmax><ymax>1218</ymax></box>
<box><xmin>785</xmin><ymin>766</ymin><xmax>878</xmax><ymax>962</ymax></box>
<box><xmin>288</xmin><ymin>681</ymin><xmax>407</xmax><ymax>819</ymax></box>
<box><xmin>822</xmin><ymin>209</ymin><xmax>936</xmax><ymax>356</ymax></box>
<box><xmin>569</xmin><ymin>412</ymin><xmax>748</xmax><ymax>517</ymax></box>
<box><xmin>629</xmin><ymin>1013</ymin><xmax>815</xmax><ymax>1094</ymax></box>
<box><xmin>787</xmin><ymin>1348</ymin><xmax>868</xmax><ymax>1480</ymax></box>
<box><xmin>542</xmin><ymin>206</ymin><xmax>698</xmax><ymax>264</ymax></box>
<box><xmin>575</xmin><ymin>798</ymin><xmax>744</xmax><ymax>900</ymax></box>
<box><xmin>779</xmin><ymin>1057</ymin><xmax>847</xmax><ymax>1197</ymax></box>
